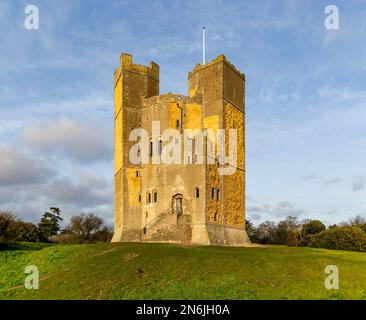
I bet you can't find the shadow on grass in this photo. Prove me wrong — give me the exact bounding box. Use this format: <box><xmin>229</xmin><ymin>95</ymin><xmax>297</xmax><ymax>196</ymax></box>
<box><xmin>0</xmin><ymin>242</ymin><xmax>53</xmax><ymax>252</ymax></box>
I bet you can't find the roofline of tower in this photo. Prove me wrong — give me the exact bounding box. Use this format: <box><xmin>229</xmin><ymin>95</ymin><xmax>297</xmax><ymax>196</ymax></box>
<box><xmin>114</xmin><ymin>53</ymin><xmax>159</xmax><ymax>82</ymax></box>
<box><xmin>188</xmin><ymin>54</ymin><xmax>245</xmax><ymax>80</ymax></box>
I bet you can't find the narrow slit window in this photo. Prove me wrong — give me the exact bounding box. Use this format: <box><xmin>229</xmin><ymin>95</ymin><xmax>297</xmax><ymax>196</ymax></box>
<box><xmin>186</xmin><ymin>155</ymin><xmax>191</xmax><ymax>164</ymax></box>
<box><xmin>195</xmin><ymin>187</ymin><xmax>200</xmax><ymax>199</ymax></box>
<box><xmin>158</xmin><ymin>139</ymin><xmax>162</xmax><ymax>155</ymax></box>
<box><xmin>149</xmin><ymin>140</ymin><xmax>153</xmax><ymax>157</ymax></box>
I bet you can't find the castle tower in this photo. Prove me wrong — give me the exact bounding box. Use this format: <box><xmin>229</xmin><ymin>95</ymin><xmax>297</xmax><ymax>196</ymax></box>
<box><xmin>112</xmin><ymin>53</ymin><xmax>249</xmax><ymax>246</ymax></box>
<box><xmin>188</xmin><ymin>55</ymin><xmax>248</xmax><ymax>245</ymax></box>
<box><xmin>112</xmin><ymin>54</ymin><xmax>159</xmax><ymax>242</ymax></box>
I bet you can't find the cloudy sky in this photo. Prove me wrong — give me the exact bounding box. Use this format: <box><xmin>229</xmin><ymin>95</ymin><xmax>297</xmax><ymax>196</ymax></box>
<box><xmin>0</xmin><ymin>0</ymin><xmax>365</xmax><ymax>226</ymax></box>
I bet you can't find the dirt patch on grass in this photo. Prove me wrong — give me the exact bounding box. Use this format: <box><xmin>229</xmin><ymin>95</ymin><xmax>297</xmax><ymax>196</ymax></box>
<box><xmin>92</xmin><ymin>248</ymin><xmax>118</xmax><ymax>257</ymax></box>
<box><xmin>124</xmin><ymin>252</ymin><xmax>139</xmax><ymax>262</ymax></box>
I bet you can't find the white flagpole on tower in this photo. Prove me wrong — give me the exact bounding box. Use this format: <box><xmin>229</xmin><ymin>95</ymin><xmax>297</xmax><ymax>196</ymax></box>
<box><xmin>202</xmin><ymin>27</ymin><xmax>206</xmax><ymax>65</ymax></box>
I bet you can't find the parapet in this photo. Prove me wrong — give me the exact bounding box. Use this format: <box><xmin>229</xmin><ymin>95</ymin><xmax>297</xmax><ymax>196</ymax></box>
<box><xmin>188</xmin><ymin>54</ymin><xmax>245</xmax><ymax>80</ymax></box>
<box><xmin>114</xmin><ymin>53</ymin><xmax>159</xmax><ymax>84</ymax></box>
<box><xmin>142</xmin><ymin>93</ymin><xmax>201</xmax><ymax>108</ymax></box>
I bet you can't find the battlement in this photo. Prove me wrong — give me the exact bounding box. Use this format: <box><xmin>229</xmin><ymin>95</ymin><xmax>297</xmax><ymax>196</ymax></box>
<box><xmin>114</xmin><ymin>53</ymin><xmax>159</xmax><ymax>86</ymax></box>
<box><xmin>142</xmin><ymin>93</ymin><xmax>200</xmax><ymax>108</ymax></box>
<box><xmin>188</xmin><ymin>54</ymin><xmax>245</xmax><ymax>80</ymax></box>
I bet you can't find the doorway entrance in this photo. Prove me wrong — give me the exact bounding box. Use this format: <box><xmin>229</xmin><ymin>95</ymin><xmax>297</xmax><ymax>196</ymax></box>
<box><xmin>172</xmin><ymin>194</ymin><xmax>183</xmax><ymax>215</ymax></box>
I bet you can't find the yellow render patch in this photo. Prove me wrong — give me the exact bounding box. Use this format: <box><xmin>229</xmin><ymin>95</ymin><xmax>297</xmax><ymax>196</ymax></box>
<box><xmin>185</xmin><ymin>104</ymin><xmax>201</xmax><ymax>130</ymax></box>
<box><xmin>203</xmin><ymin>115</ymin><xmax>220</xmax><ymax>132</ymax></box>
<box><xmin>126</xmin><ymin>168</ymin><xmax>141</xmax><ymax>207</ymax></box>
<box><xmin>224</xmin><ymin>103</ymin><xmax>245</xmax><ymax>227</ymax></box>
<box><xmin>189</xmin><ymin>85</ymin><xmax>198</xmax><ymax>98</ymax></box>
<box><xmin>168</xmin><ymin>102</ymin><xmax>182</xmax><ymax>129</ymax></box>
<box><xmin>114</xmin><ymin>170</ymin><xmax>123</xmax><ymax>229</ymax></box>
<box><xmin>114</xmin><ymin>76</ymin><xmax>122</xmax><ymax>118</ymax></box>
<box><xmin>224</xmin><ymin>170</ymin><xmax>244</xmax><ymax>227</ymax></box>
<box><xmin>225</xmin><ymin>103</ymin><xmax>244</xmax><ymax>170</ymax></box>
<box><xmin>204</xmin><ymin>115</ymin><xmax>220</xmax><ymax>151</ymax></box>
<box><xmin>114</xmin><ymin>111</ymin><xmax>122</xmax><ymax>174</ymax></box>
<box><xmin>207</xmin><ymin>163</ymin><xmax>222</xmax><ymax>224</ymax></box>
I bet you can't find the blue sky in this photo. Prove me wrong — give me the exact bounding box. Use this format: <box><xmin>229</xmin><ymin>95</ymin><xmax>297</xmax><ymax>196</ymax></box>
<box><xmin>0</xmin><ymin>0</ymin><xmax>365</xmax><ymax>226</ymax></box>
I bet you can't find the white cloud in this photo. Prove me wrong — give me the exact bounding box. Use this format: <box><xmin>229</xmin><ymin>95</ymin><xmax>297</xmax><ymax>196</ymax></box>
<box><xmin>20</xmin><ymin>117</ymin><xmax>113</xmax><ymax>163</ymax></box>
<box><xmin>247</xmin><ymin>201</ymin><xmax>306</xmax><ymax>220</ymax></box>
<box><xmin>0</xmin><ymin>144</ymin><xmax>56</xmax><ymax>186</ymax></box>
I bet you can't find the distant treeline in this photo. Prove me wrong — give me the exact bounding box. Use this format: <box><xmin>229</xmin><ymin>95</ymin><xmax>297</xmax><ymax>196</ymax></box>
<box><xmin>1</xmin><ymin>208</ymin><xmax>365</xmax><ymax>252</ymax></box>
<box><xmin>0</xmin><ymin>208</ymin><xmax>113</xmax><ymax>244</ymax></box>
<box><xmin>246</xmin><ymin>216</ymin><xmax>366</xmax><ymax>252</ymax></box>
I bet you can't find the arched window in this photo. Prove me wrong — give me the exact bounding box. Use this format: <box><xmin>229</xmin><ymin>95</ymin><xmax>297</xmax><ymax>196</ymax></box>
<box><xmin>146</xmin><ymin>192</ymin><xmax>151</xmax><ymax>204</ymax></box>
<box><xmin>211</xmin><ymin>188</ymin><xmax>215</xmax><ymax>199</ymax></box>
<box><xmin>216</xmin><ymin>189</ymin><xmax>220</xmax><ymax>201</ymax></box>
<box><xmin>153</xmin><ymin>190</ymin><xmax>158</xmax><ymax>203</ymax></box>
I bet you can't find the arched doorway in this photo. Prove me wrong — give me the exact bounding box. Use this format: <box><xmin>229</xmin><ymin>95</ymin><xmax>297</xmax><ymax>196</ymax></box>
<box><xmin>172</xmin><ymin>193</ymin><xmax>183</xmax><ymax>215</ymax></box>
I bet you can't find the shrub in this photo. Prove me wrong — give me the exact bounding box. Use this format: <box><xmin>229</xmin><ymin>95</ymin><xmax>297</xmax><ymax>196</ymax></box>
<box><xmin>0</xmin><ymin>211</ymin><xmax>16</xmax><ymax>241</ymax></box>
<box><xmin>255</xmin><ymin>221</ymin><xmax>278</xmax><ymax>244</ymax></box>
<box><xmin>275</xmin><ymin>216</ymin><xmax>301</xmax><ymax>246</ymax></box>
<box><xmin>358</xmin><ymin>223</ymin><xmax>366</xmax><ymax>233</ymax></box>
<box><xmin>7</xmin><ymin>221</ymin><xmax>39</xmax><ymax>242</ymax></box>
<box><xmin>301</xmin><ymin>220</ymin><xmax>326</xmax><ymax>246</ymax></box>
<box><xmin>310</xmin><ymin>227</ymin><xmax>366</xmax><ymax>252</ymax></box>
<box><xmin>302</xmin><ymin>220</ymin><xmax>326</xmax><ymax>236</ymax></box>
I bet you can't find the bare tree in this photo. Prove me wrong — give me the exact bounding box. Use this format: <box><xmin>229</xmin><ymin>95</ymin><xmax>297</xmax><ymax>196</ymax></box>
<box><xmin>65</xmin><ymin>213</ymin><xmax>112</xmax><ymax>243</ymax></box>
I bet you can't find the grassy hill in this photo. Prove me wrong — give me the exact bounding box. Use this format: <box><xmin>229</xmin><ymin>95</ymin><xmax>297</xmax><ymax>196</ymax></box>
<box><xmin>0</xmin><ymin>242</ymin><xmax>365</xmax><ymax>300</ymax></box>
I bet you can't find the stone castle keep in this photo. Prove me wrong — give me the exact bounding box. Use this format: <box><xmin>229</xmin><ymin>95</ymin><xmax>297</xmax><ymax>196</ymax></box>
<box><xmin>112</xmin><ymin>53</ymin><xmax>250</xmax><ymax>246</ymax></box>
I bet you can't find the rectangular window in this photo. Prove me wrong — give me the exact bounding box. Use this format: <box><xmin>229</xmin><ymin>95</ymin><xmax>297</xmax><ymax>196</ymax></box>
<box><xmin>216</xmin><ymin>189</ymin><xmax>220</xmax><ymax>201</ymax></box>
<box><xmin>186</xmin><ymin>155</ymin><xmax>191</xmax><ymax>164</ymax></box>
<box><xmin>149</xmin><ymin>141</ymin><xmax>153</xmax><ymax>157</ymax></box>
<box><xmin>212</xmin><ymin>188</ymin><xmax>215</xmax><ymax>199</ymax></box>
<box><xmin>195</xmin><ymin>187</ymin><xmax>200</xmax><ymax>198</ymax></box>
<box><xmin>158</xmin><ymin>140</ymin><xmax>162</xmax><ymax>155</ymax></box>
<box><xmin>193</xmin><ymin>153</ymin><xmax>198</xmax><ymax>163</ymax></box>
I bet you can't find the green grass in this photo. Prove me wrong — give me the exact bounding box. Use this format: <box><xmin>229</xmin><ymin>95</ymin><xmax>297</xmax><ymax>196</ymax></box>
<box><xmin>0</xmin><ymin>242</ymin><xmax>365</xmax><ymax>300</ymax></box>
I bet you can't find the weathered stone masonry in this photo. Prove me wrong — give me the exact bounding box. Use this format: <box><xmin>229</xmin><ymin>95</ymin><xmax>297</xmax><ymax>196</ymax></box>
<box><xmin>112</xmin><ymin>53</ymin><xmax>250</xmax><ymax>246</ymax></box>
